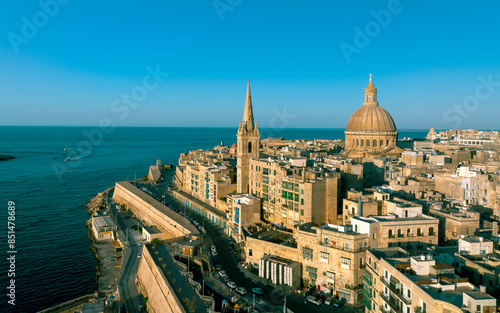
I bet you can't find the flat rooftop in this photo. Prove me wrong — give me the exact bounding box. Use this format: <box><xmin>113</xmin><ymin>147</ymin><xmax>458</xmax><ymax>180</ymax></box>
<box><xmin>464</xmin><ymin>291</ymin><xmax>496</xmax><ymax>300</ymax></box>
<box><xmin>248</xmin><ymin>230</ymin><xmax>296</xmax><ymax>248</ymax></box>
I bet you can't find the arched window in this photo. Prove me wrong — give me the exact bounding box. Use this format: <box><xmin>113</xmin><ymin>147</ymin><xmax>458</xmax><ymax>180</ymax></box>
<box><xmin>407</xmin><ymin>229</ymin><xmax>411</xmax><ymax>237</ymax></box>
<box><xmin>398</xmin><ymin>229</ymin><xmax>402</xmax><ymax>237</ymax></box>
<box><xmin>373</xmin><ymin>140</ymin><xmax>377</xmax><ymax>147</ymax></box>
<box><xmin>361</xmin><ymin>139</ymin><xmax>364</xmax><ymax>147</ymax></box>
<box><xmin>367</xmin><ymin>139</ymin><xmax>370</xmax><ymax>147</ymax></box>
<box><xmin>417</xmin><ymin>228</ymin><xmax>422</xmax><ymax>236</ymax></box>
<box><xmin>357</xmin><ymin>139</ymin><xmax>359</xmax><ymax>146</ymax></box>
<box><xmin>429</xmin><ymin>227</ymin><xmax>434</xmax><ymax>236</ymax></box>
<box><xmin>388</xmin><ymin>229</ymin><xmax>393</xmax><ymax>238</ymax></box>
<box><xmin>380</xmin><ymin>139</ymin><xmax>383</xmax><ymax>147</ymax></box>
<box><xmin>387</xmin><ymin>140</ymin><xmax>389</xmax><ymax>146</ymax></box>
<box><xmin>248</xmin><ymin>142</ymin><xmax>252</xmax><ymax>153</ymax></box>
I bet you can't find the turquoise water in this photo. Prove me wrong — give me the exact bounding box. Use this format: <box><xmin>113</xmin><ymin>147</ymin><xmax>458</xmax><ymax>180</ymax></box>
<box><xmin>0</xmin><ymin>126</ymin><xmax>428</xmax><ymax>312</ymax></box>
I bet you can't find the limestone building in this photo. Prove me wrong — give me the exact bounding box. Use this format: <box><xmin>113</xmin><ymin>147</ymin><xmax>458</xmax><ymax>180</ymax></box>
<box><xmin>249</xmin><ymin>157</ymin><xmax>341</xmax><ymax>229</ymax></box>
<box><xmin>237</xmin><ymin>81</ymin><xmax>260</xmax><ymax>193</ymax></box>
<box><xmin>345</xmin><ymin>75</ymin><xmax>400</xmax><ymax>158</ymax></box>
<box><xmin>245</xmin><ymin>224</ymin><xmax>368</xmax><ymax>304</ymax></box>
<box><xmin>364</xmin><ymin>248</ymin><xmax>496</xmax><ymax>313</ymax></box>
<box><xmin>351</xmin><ymin>214</ymin><xmax>439</xmax><ymax>254</ymax></box>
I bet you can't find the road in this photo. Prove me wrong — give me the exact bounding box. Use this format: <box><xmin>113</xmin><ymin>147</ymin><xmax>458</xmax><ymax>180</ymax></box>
<box><xmin>107</xmin><ymin>192</ymin><xmax>143</xmax><ymax>313</ymax></box>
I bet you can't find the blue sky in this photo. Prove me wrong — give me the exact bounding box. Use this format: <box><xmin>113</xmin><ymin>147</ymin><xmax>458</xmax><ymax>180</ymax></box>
<box><xmin>1</xmin><ymin>1</ymin><xmax>499</xmax><ymax>129</ymax></box>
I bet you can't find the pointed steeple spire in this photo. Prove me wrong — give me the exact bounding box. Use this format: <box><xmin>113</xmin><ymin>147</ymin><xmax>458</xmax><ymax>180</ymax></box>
<box><xmin>364</xmin><ymin>73</ymin><xmax>378</xmax><ymax>106</ymax></box>
<box><xmin>242</xmin><ymin>80</ymin><xmax>255</xmax><ymax>131</ymax></box>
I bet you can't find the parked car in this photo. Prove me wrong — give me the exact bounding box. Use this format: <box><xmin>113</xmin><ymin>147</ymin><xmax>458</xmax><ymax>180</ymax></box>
<box><xmin>235</xmin><ymin>287</ymin><xmax>247</xmax><ymax>295</ymax></box>
<box><xmin>252</xmin><ymin>288</ymin><xmax>264</xmax><ymax>296</ymax></box>
<box><xmin>227</xmin><ymin>281</ymin><xmax>237</xmax><ymax>289</ymax></box>
<box><xmin>137</xmin><ymin>253</ymin><xmax>142</xmax><ymax>259</ymax></box>
<box><xmin>333</xmin><ymin>299</ymin><xmax>343</xmax><ymax>308</ymax></box>
<box><xmin>324</xmin><ymin>296</ymin><xmax>333</xmax><ymax>305</ymax></box>
<box><xmin>306</xmin><ymin>295</ymin><xmax>322</xmax><ymax>306</ymax></box>
<box><xmin>211</xmin><ymin>250</ymin><xmax>218</xmax><ymax>256</ymax></box>
<box><xmin>210</xmin><ymin>245</ymin><xmax>217</xmax><ymax>252</ymax></box>
<box><xmin>218</xmin><ymin>270</ymin><xmax>227</xmax><ymax>278</ymax></box>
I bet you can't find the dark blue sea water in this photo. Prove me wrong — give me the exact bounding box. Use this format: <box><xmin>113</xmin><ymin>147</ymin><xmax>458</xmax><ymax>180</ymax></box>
<box><xmin>0</xmin><ymin>126</ymin><xmax>428</xmax><ymax>312</ymax></box>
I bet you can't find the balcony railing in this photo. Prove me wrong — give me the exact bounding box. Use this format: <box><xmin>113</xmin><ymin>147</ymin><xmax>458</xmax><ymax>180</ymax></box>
<box><xmin>380</xmin><ymin>276</ymin><xmax>411</xmax><ymax>305</ymax></box>
<box><xmin>389</xmin><ymin>235</ymin><xmax>395</xmax><ymax>239</ymax></box>
<box><xmin>379</xmin><ymin>292</ymin><xmax>402</xmax><ymax>313</ymax></box>
<box><xmin>398</xmin><ymin>234</ymin><xmax>404</xmax><ymax>238</ymax></box>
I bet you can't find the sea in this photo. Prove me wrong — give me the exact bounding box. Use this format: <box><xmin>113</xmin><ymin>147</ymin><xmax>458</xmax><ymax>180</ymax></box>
<box><xmin>0</xmin><ymin>126</ymin><xmax>429</xmax><ymax>313</ymax></box>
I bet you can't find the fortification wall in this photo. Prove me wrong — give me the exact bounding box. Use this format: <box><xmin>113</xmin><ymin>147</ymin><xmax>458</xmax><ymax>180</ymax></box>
<box><xmin>136</xmin><ymin>247</ymin><xmax>186</xmax><ymax>313</ymax></box>
<box><xmin>113</xmin><ymin>181</ymin><xmax>199</xmax><ymax>238</ymax></box>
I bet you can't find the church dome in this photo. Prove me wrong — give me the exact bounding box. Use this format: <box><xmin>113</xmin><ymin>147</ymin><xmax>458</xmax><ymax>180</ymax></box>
<box><xmin>346</xmin><ymin>104</ymin><xmax>396</xmax><ymax>132</ymax></box>
<box><xmin>346</xmin><ymin>74</ymin><xmax>396</xmax><ymax>132</ymax></box>
<box><xmin>344</xmin><ymin>74</ymin><xmax>398</xmax><ymax>155</ymax></box>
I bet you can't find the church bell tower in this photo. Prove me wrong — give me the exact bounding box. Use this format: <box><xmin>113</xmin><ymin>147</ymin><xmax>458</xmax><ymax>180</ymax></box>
<box><xmin>237</xmin><ymin>80</ymin><xmax>260</xmax><ymax>193</ymax></box>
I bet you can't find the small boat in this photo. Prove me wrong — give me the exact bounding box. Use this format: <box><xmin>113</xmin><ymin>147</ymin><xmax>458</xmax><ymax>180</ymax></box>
<box><xmin>64</xmin><ymin>148</ymin><xmax>67</xmax><ymax>151</ymax></box>
<box><xmin>65</xmin><ymin>157</ymin><xmax>71</xmax><ymax>162</ymax></box>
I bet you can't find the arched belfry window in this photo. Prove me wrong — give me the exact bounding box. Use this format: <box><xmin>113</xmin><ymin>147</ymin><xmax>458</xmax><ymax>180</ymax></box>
<box><xmin>367</xmin><ymin>139</ymin><xmax>370</xmax><ymax>147</ymax></box>
<box><xmin>373</xmin><ymin>140</ymin><xmax>377</xmax><ymax>147</ymax></box>
<box><xmin>361</xmin><ymin>139</ymin><xmax>364</xmax><ymax>147</ymax></box>
<box><xmin>248</xmin><ymin>142</ymin><xmax>252</xmax><ymax>153</ymax></box>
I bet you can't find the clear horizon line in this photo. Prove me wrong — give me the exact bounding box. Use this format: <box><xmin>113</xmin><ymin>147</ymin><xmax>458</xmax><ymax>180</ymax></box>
<box><xmin>0</xmin><ymin>125</ymin><xmax>442</xmax><ymax>131</ymax></box>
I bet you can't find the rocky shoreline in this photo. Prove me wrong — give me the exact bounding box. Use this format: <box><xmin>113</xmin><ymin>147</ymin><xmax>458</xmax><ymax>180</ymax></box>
<box><xmin>84</xmin><ymin>187</ymin><xmax>118</xmax><ymax>294</ymax></box>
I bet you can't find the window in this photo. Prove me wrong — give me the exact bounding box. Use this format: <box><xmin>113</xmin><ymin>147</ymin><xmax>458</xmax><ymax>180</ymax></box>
<box><xmin>320</xmin><ymin>252</ymin><xmax>329</xmax><ymax>264</ymax></box>
<box><xmin>300</xmin><ymin>209</ymin><xmax>304</xmax><ymax>216</ymax></box>
<box><xmin>340</xmin><ymin>257</ymin><xmax>350</xmax><ymax>269</ymax></box>
<box><xmin>407</xmin><ymin>289</ymin><xmax>411</xmax><ymax>299</ymax></box>
<box><xmin>360</xmin><ymin>258</ymin><xmax>363</xmax><ymax>268</ymax></box>
<box><xmin>301</xmin><ymin>199</ymin><xmax>304</xmax><ymax>205</ymax></box>
<box><xmin>249</xmin><ymin>249</ymin><xmax>252</xmax><ymax>256</ymax></box>
<box><xmin>407</xmin><ymin>229</ymin><xmax>411</xmax><ymax>237</ymax></box>
<box><xmin>380</xmin><ymin>139</ymin><xmax>383</xmax><ymax>147</ymax></box>
<box><xmin>367</xmin><ymin>139</ymin><xmax>370</xmax><ymax>147</ymax></box>
<box><xmin>429</xmin><ymin>227</ymin><xmax>434</xmax><ymax>236</ymax></box>
<box><xmin>373</xmin><ymin>140</ymin><xmax>377</xmax><ymax>147</ymax></box>
<box><xmin>302</xmin><ymin>248</ymin><xmax>313</xmax><ymax>260</ymax></box>
<box><xmin>361</xmin><ymin>139</ymin><xmax>364</xmax><ymax>146</ymax></box>
<box><xmin>282</xmin><ymin>209</ymin><xmax>287</xmax><ymax>217</ymax></box>
<box><xmin>422</xmin><ymin>302</ymin><xmax>427</xmax><ymax>313</ymax></box>
<box><xmin>389</xmin><ymin>229</ymin><xmax>394</xmax><ymax>238</ymax></box>
<box><xmin>248</xmin><ymin>142</ymin><xmax>252</xmax><ymax>153</ymax></box>
<box><xmin>385</xmin><ymin>270</ymin><xmax>388</xmax><ymax>278</ymax></box>
<box><xmin>369</xmin><ymin>257</ymin><xmax>372</xmax><ymax>265</ymax></box>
